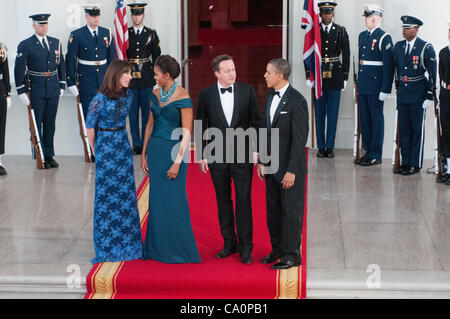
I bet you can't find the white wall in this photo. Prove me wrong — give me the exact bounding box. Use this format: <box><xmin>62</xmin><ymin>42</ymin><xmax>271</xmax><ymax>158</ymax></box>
<box><xmin>2</xmin><ymin>0</ymin><xmax>449</xmax><ymax>158</ymax></box>
<box><xmin>1</xmin><ymin>0</ymin><xmax>180</xmax><ymax>156</ymax></box>
<box><xmin>289</xmin><ymin>0</ymin><xmax>449</xmax><ymax>160</ymax></box>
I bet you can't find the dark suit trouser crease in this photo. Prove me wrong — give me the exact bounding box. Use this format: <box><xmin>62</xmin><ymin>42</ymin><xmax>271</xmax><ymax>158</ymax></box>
<box><xmin>31</xmin><ymin>95</ymin><xmax>59</xmax><ymax>158</ymax></box>
<box><xmin>209</xmin><ymin>164</ymin><xmax>254</xmax><ymax>253</ymax></box>
<box><xmin>440</xmin><ymin>94</ymin><xmax>450</xmax><ymax>159</ymax></box>
<box><xmin>265</xmin><ymin>174</ymin><xmax>305</xmax><ymax>261</ymax></box>
<box><xmin>0</xmin><ymin>95</ymin><xmax>6</xmax><ymax>155</ymax></box>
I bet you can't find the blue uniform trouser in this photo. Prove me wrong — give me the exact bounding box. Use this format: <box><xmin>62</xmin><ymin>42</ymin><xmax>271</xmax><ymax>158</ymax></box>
<box><xmin>358</xmin><ymin>94</ymin><xmax>384</xmax><ymax>161</ymax></box>
<box><xmin>398</xmin><ymin>100</ymin><xmax>426</xmax><ymax>168</ymax></box>
<box><xmin>30</xmin><ymin>95</ymin><xmax>59</xmax><ymax>158</ymax></box>
<box><xmin>314</xmin><ymin>90</ymin><xmax>341</xmax><ymax>150</ymax></box>
<box><xmin>80</xmin><ymin>93</ymin><xmax>96</xmax><ymax>120</ymax></box>
<box><xmin>129</xmin><ymin>88</ymin><xmax>152</xmax><ymax>148</ymax></box>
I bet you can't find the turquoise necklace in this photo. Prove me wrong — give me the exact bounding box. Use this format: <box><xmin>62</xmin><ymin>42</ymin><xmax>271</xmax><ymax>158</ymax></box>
<box><xmin>159</xmin><ymin>81</ymin><xmax>177</xmax><ymax>105</ymax></box>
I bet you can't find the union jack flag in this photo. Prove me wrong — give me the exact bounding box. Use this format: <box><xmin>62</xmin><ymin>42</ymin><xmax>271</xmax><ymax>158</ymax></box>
<box><xmin>114</xmin><ymin>0</ymin><xmax>129</xmax><ymax>60</ymax></box>
<box><xmin>301</xmin><ymin>0</ymin><xmax>322</xmax><ymax>99</ymax></box>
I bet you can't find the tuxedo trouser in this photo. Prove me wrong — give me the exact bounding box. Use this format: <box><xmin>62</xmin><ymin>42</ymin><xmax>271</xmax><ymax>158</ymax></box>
<box><xmin>314</xmin><ymin>90</ymin><xmax>341</xmax><ymax>150</ymax></box>
<box><xmin>358</xmin><ymin>94</ymin><xmax>384</xmax><ymax>161</ymax></box>
<box><xmin>440</xmin><ymin>94</ymin><xmax>450</xmax><ymax>159</ymax></box>
<box><xmin>265</xmin><ymin>173</ymin><xmax>305</xmax><ymax>261</ymax></box>
<box><xmin>398</xmin><ymin>100</ymin><xmax>426</xmax><ymax>168</ymax></box>
<box><xmin>209</xmin><ymin>164</ymin><xmax>253</xmax><ymax>253</ymax></box>
<box><xmin>30</xmin><ymin>95</ymin><xmax>59</xmax><ymax>158</ymax></box>
<box><xmin>0</xmin><ymin>94</ymin><xmax>6</xmax><ymax>154</ymax></box>
<box><xmin>129</xmin><ymin>88</ymin><xmax>152</xmax><ymax>148</ymax></box>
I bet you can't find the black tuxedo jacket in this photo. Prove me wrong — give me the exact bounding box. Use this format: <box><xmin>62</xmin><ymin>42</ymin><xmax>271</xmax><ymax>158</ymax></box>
<box><xmin>262</xmin><ymin>85</ymin><xmax>309</xmax><ymax>182</ymax></box>
<box><xmin>196</xmin><ymin>82</ymin><xmax>263</xmax><ymax>168</ymax></box>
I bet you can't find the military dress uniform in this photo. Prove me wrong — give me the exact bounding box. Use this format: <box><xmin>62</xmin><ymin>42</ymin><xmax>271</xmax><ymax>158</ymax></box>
<box><xmin>14</xmin><ymin>14</ymin><xmax>66</xmax><ymax>167</ymax></box>
<box><xmin>437</xmin><ymin>25</ymin><xmax>450</xmax><ymax>183</ymax></box>
<box><xmin>393</xmin><ymin>16</ymin><xmax>437</xmax><ymax>175</ymax></box>
<box><xmin>0</xmin><ymin>42</ymin><xmax>11</xmax><ymax>175</ymax></box>
<box><xmin>305</xmin><ymin>2</ymin><xmax>350</xmax><ymax>158</ymax></box>
<box><xmin>126</xmin><ymin>3</ymin><xmax>161</xmax><ymax>154</ymax></box>
<box><xmin>66</xmin><ymin>6</ymin><xmax>116</xmax><ymax>119</ymax></box>
<box><xmin>356</xmin><ymin>5</ymin><xmax>395</xmax><ymax>166</ymax></box>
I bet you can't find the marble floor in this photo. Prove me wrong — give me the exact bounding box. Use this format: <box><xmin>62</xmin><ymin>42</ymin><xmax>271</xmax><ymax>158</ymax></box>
<box><xmin>0</xmin><ymin>150</ymin><xmax>449</xmax><ymax>298</ymax></box>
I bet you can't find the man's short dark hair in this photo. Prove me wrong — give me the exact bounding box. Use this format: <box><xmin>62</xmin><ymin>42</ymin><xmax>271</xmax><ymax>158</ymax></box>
<box><xmin>269</xmin><ymin>58</ymin><xmax>291</xmax><ymax>80</ymax></box>
<box><xmin>211</xmin><ymin>54</ymin><xmax>233</xmax><ymax>73</ymax></box>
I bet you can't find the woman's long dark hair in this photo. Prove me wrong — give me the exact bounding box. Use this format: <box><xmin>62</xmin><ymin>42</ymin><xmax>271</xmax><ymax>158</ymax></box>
<box><xmin>100</xmin><ymin>60</ymin><xmax>132</xmax><ymax>100</ymax></box>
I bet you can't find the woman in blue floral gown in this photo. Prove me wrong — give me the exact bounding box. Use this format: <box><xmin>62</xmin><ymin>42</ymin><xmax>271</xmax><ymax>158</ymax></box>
<box><xmin>141</xmin><ymin>55</ymin><xmax>201</xmax><ymax>263</ymax></box>
<box><xmin>86</xmin><ymin>60</ymin><xmax>143</xmax><ymax>264</ymax></box>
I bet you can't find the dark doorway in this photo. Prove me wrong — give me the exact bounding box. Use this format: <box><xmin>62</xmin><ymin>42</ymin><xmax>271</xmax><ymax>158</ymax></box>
<box><xmin>187</xmin><ymin>0</ymin><xmax>283</xmax><ymax>111</ymax></box>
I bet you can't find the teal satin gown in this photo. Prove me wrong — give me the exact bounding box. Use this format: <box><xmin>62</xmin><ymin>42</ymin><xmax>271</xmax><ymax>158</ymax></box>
<box><xmin>142</xmin><ymin>95</ymin><xmax>201</xmax><ymax>263</ymax></box>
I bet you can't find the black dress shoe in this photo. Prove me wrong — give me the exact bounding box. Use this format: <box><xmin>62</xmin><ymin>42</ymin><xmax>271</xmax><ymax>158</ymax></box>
<box><xmin>0</xmin><ymin>166</ymin><xmax>7</xmax><ymax>176</ymax></box>
<box><xmin>133</xmin><ymin>146</ymin><xmax>142</xmax><ymax>155</ymax></box>
<box><xmin>360</xmin><ymin>158</ymin><xmax>381</xmax><ymax>167</ymax></box>
<box><xmin>317</xmin><ymin>148</ymin><xmax>326</xmax><ymax>158</ymax></box>
<box><xmin>260</xmin><ymin>252</ymin><xmax>282</xmax><ymax>264</ymax></box>
<box><xmin>326</xmin><ymin>149</ymin><xmax>335</xmax><ymax>158</ymax></box>
<box><xmin>215</xmin><ymin>247</ymin><xmax>238</xmax><ymax>259</ymax></box>
<box><xmin>445</xmin><ymin>178</ymin><xmax>450</xmax><ymax>186</ymax></box>
<box><xmin>240</xmin><ymin>253</ymin><xmax>253</xmax><ymax>265</ymax></box>
<box><xmin>437</xmin><ymin>173</ymin><xmax>450</xmax><ymax>183</ymax></box>
<box><xmin>354</xmin><ymin>154</ymin><xmax>368</xmax><ymax>165</ymax></box>
<box><xmin>45</xmin><ymin>157</ymin><xmax>59</xmax><ymax>168</ymax></box>
<box><xmin>271</xmin><ymin>259</ymin><xmax>301</xmax><ymax>270</ymax></box>
<box><xmin>401</xmin><ymin>166</ymin><xmax>420</xmax><ymax>176</ymax></box>
<box><xmin>393</xmin><ymin>165</ymin><xmax>408</xmax><ymax>175</ymax></box>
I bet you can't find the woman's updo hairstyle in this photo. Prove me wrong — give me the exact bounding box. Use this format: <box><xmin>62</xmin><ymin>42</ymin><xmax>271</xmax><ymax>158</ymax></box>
<box><xmin>154</xmin><ymin>55</ymin><xmax>181</xmax><ymax>79</ymax></box>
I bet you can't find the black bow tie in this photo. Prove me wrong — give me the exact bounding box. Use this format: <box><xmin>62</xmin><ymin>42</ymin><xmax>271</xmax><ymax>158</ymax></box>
<box><xmin>272</xmin><ymin>90</ymin><xmax>281</xmax><ymax>98</ymax></box>
<box><xmin>220</xmin><ymin>87</ymin><xmax>232</xmax><ymax>94</ymax></box>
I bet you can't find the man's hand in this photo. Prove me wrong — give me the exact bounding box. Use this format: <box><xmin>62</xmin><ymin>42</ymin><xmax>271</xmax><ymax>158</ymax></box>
<box><xmin>18</xmin><ymin>93</ymin><xmax>30</xmax><ymax>106</ymax></box>
<box><xmin>342</xmin><ymin>80</ymin><xmax>347</xmax><ymax>91</ymax></box>
<box><xmin>306</xmin><ymin>79</ymin><xmax>314</xmax><ymax>89</ymax></box>
<box><xmin>378</xmin><ymin>92</ymin><xmax>389</xmax><ymax>101</ymax></box>
<box><xmin>199</xmin><ymin>159</ymin><xmax>209</xmax><ymax>174</ymax></box>
<box><xmin>6</xmin><ymin>96</ymin><xmax>11</xmax><ymax>109</ymax></box>
<box><xmin>257</xmin><ymin>164</ymin><xmax>265</xmax><ymax>180</ymax></box>
<box><xmin>60</xmin><ymin>89</ymin><xmax>64</xmax><ymax>96</ymax></box>
<box><xmin>422</xmin><ymin>99</ymin><xmax>433</xmax><ymax>110</ymax></box>
<box><xmin>281</xmin><ymin>172</ymin><xmax>295</xmax><ymax>190</ymax></box>
<box><xmin>68</xmin><ymin>85</ymin><xmax>79</xmax><ymax>96</ymax></box>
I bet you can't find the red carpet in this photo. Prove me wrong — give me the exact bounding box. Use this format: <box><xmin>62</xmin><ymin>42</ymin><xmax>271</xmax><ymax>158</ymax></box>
<box><xmin>85</xmin><ymin>150</ymin><xmax>307</xmax><ymax>299</ymax></box>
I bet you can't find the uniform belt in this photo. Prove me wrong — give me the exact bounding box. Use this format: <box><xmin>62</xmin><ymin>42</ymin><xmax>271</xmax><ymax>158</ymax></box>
<box><xmin>28</xmin><ymin>70</ymin><xmax>58</xmax><ymax>77</ymax></box>
<box><xmin>98</xmin><ymin>126</ymin><xmax>126</xmax><ymax>132</ymax></box>
<box><xmin>128</xmin><ymin>57</ymin><xmax>150</xmax><ymax>64</ymax></box>
<box><xmin>322</xmin><ymin>57</ymin><xmax>340</xmax><ymax>63</ymax></box>
<box><xmin>359</xmin><ymin>60</ymin><xmax>383</xmax><ymax>66</ymax></box>
<box><xmin>400</xmin><ymin>75</ymin><xmax>425</xmax><ymax>83</ymax></box>
<box><xmin>78</xmin><ymin>58</ymin><xmax>107</xmax><ymax>66</ymax></box>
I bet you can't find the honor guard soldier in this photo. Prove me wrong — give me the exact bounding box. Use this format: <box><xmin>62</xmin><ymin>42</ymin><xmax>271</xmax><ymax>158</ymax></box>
<box><xmin>14</xmin><ymin>14</ymin><xmax>66</xmax><ymax>169</ymax></box>
<box><xmin>355</xmin><ymin>4</ymin><xmax>395</xmax><ymax>166</ymax></box>
<box><xmin>305</xmin><ymin>1</ymin><xmax>350</xmax><ymax>158</ymax></box>
<box><xmin>126</xmin><ymin>3</ymin><xmax>161</xmax><ymax>155</ymax></box>
<box><xmin>66</xmin><ymin>4</ymin><xmax>116</xmax><ymax>119</ymax></box>
<box><xmin>393</xmin><ymin>16</ymin><xmax>437</xmax><ymax>176</ymax></box>
<box><xmin>436</xmin><ymin>23</ymin><xmax>450</xmax><ymax>184</ymax></box>
<box><xmin>0</xmin><ymin>42</ymin><xmax>11</xmax><ymax>175</ymax></box>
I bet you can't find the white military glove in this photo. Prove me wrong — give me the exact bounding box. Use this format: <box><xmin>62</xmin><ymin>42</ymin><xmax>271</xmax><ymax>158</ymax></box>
<box><xmin>306</xmin><ymin>79</ymin><xmax>314</xmax><ymax>88</ymax></box>
<box><xmin>442</xmin><ymin>81</ymin><xmax>447</xmax><ymax>89</ymax></box>
<box><xmin>60</xmin><ymin>89</ymin><xmax>64</xmax><ymax>96</ymax></box>
<box><xmin>68</xmin><ymin>85</ymin><xmax>79</xmax><ymax>96</ymax></box>
<box><xmin>18</xmin><ymin>93</ymin><xmax>30</xmax><ymax>106</ymax></box>
<box><xmin>342</xmin><ymin>80</ymin><xmax>347</xmax><ymax>91</ymax></box>
<box><xmin>378</xmin><ymin>92</ymin><xmax>389</xmax><ymax>101</ymax></box>
<box><xmin>422</xmin><ymin>99</ymin><xmax>433</xmax><ymax>110</ymax></box>
<box><xmin>6</xmin><ymin>96</ymin><xmax>11</xmax><ymax>109</ymax></box>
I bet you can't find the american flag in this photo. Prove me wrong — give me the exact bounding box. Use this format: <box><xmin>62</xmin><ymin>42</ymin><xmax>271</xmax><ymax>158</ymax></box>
<box><xmin>114</xmin><ymin>0</ymin><xmax>129</xmax><ymax>60</ymax></box>
<box><xmin>301</xmin><ymin>0</ymin><xmax>322</xmax><ymax>99</ymax></box>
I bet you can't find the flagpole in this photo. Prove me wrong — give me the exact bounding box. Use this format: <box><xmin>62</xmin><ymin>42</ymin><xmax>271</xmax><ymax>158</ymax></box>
<box><xmin>311</xmin><ymin>88</ymin><xmax>315</xmax><ymax>149</ymax></box>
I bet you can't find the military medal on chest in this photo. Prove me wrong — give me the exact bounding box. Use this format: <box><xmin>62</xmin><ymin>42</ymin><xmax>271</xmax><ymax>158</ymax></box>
<box><xmin>55</xmin><ymin>49</ymin><xmax>60</xmax><ymax>65</ymax></box>
<box><xmin>104</xmin><ymin>37</ymin><xmax>109</xmax><ymax>47</ymax></box>
<box><xmin>371</xmin><ymin>39</ymin><xmax>377</xmax><ymax>51</ymax></box>
<box><xmin>413</xmin><ymin>55</ymin><xmax>419</xmax><ymax>69</ymax></box>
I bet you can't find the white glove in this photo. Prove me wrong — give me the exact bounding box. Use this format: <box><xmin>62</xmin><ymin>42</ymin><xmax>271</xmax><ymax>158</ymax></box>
<box><xmin>442</xmin><ymin>81</ymin><xmax>447</xmax><ymax>89</ymax></box>
<box><xmin>342</xmin><ymin>80</ymin><xmax>347</xmax><ymax>91</ymax></box>
<box><xmin>378</xmin><ymin>92</ymin><xmax>389</xmax><ymax>101</ymax></box>
<box><xmin>6</xmin><ymin>96</ymin><xmax>11</xmax><ymax>109</ymax></box>
<box><xmin>19</xmin><ymin>93</ymin><xmax>30</xmax><ymax>106</ymax></box>
<box><xmin>422</xmin><ymin>99</ymin><xmax>433</xmax><ymax>110</ymax></box>
<box><xmin>306</xmin><ymin>79</ymin><xmax>314</xmax><ymax>88</ymax></box>
<box><xmin>60</xmin><ymin>89</ymin><xmax>64</xmax><ymax>96</ymax></box>
<box><xmin>68</xmin><ymin>85</ymin><xmax>79</xmax><ymax>96</ymax></box>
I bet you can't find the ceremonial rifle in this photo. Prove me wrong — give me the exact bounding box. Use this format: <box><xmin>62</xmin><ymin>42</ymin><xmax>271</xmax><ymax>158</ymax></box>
<box><xmin>74</xmin><ymin>78</ymin><xmax>93</xmax><ymax>162</ymax></box>
<box><xmin>26</xmin><ymin>93</ymin><xmax>45</xmax><ymax>169</ymax></box>
<box><xmin>352</xmin><ymin>56</ymin><xmax>361</xmax><ymax>161</ymax></box>
<box><xmin>392</xmin><ymin>80</ymin><xmax>401</xmax><ymax>171</ymax></box>
<box><xmin>432</xmin><ymin>84</ymin><xmax>443</xmax><ymax>180</ymax></box>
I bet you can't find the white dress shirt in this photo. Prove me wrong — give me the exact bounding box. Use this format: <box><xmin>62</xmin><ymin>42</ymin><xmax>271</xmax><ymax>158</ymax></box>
<box><xmin>405</xmin><ymin>37</ymin><xmax>417</xmax><ymax>55</ymax></box>
<box><xmin>217</xmin><ymin>82</ymin><xmax>234</xmax><ymax>126</ymax></box>
<box><xmin>133</xmin><ymin>26</ymin><xmax>144</xmax><ymax>35</ymax></box>
<box><xmin>87</xmin><ymin>25</ymin><xmax>99</xmax><ymax>38</ymax></box>
<box><xmin>367</xmin><ymin>26</ymin><xmax>379</xmax><ymax>36</ymax></box>
<box><xmin>321</xmin><ymin>22</ymin><xmax>333</xmax><ymax>33</ymax></box>
<box><xmin>35</xmin><ymin>34</ymin><xmax>49</xmax><ymax>51</ymax></box>
<box><xmin>270</xmin><ymin>82</ymin><xmax>290</xmax><ymax>125</ymax></box>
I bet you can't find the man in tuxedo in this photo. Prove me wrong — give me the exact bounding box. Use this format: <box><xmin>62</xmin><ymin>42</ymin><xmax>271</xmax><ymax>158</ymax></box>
<box><xmin>257</xmin><ymin>58</ymin><xmax>309</xmax><ymax>270</ymax></box>
<box><xmin>196</xmin><ymin>54</ymin><xmax>263</xmax><ymax>264</ymax></box>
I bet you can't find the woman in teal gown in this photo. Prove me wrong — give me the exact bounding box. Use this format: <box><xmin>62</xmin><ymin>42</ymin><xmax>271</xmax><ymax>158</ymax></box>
<box><xmin>141</xmin><ymin>55</ymin><xmax>201</xmax><ymax>263</ymax></box>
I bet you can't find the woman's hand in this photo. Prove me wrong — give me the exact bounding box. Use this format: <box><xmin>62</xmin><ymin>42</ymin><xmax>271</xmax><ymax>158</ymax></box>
<box><xmin>141</xmin><ymin>154</ymin><xmax>149</xmax><ymax>176</ymax></box>
<box><xmin>167</xmin><ymin>163</ymin><xmax>180</xmax><ymax>180</ymax></box>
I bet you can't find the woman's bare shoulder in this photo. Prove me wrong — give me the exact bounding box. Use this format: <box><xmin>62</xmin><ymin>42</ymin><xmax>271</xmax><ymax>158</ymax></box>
<box><xmin>176</xmin><ymin>86</ymin><xmax>191</xmax><ymax>99</ymax></box>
